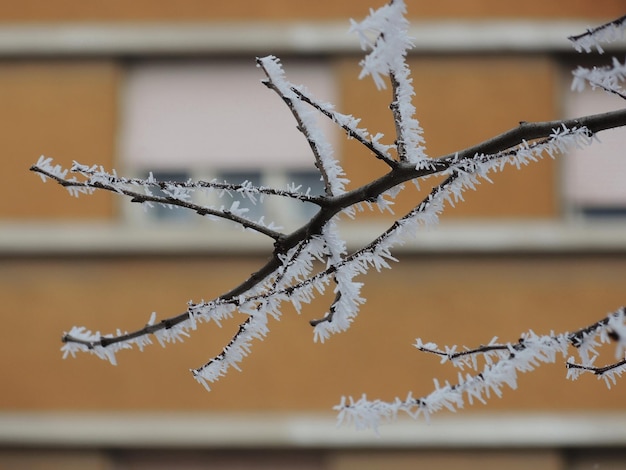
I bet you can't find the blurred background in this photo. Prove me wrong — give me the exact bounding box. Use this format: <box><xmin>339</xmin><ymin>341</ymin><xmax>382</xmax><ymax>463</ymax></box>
<box><xmin>1</xmin><ymin>0</ymin><xmax>626</xmax><ymax>468</ymax></box>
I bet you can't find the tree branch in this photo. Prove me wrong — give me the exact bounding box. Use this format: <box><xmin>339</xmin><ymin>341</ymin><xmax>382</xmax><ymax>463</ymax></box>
<box><xmin>338</xmin><ymin>307</ymin><xmax>626</xmax><ymax>429</ymax></box>
<box><xmin>291</xmin><ymin>86</ymin><xmax>397</xmax><ymax>168</ymax></box>
<box><xmin>389</xmin><ymin>71</ymin><xmax>409</xmax><ymax>162</ymax></box>
<box><xmin>566</xmin><ymin>358</ymin><xmax>626</xmax><ymax>376</ymax></box>
<box><xmin>258</xmin><ymin>57</ymin><xmax>340</xmax><ymax>197</ymax></box>
<box><xmin>437</xmin><ymin>108</ymin><xmax>626</xmax><ymax>167</ymax></box>
<box><xmin>30</xmin><ymin>164</ymin><xmax>285</xmax><ymax>241</ymax></box>
<box><xmin>32</xmin><ymin>2</ymin><xmax>626</xmax><ymax>421</ymax></box>
<box><xmin>568</xmin><ymin>14</ymin><xmax>626</xmax><ymax>47</ymax></box>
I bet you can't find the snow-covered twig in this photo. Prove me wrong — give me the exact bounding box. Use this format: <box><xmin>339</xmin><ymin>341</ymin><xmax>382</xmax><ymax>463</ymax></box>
<box><xmin>337</xmin><ymin>308</ymin><xmax>626</xmax><ymax>431</ymax></box>
<box><xmin>572</xmin><ymin>57</ymin><xmax>626</xmax><ymax>100</ymax></box>
<box><xmin>351</xmin><ymin>0</ymin><xmax>427</xmax><ymax>166</ymax></box>
<box><xmin>291</xmin><ymin>87</ymin><xmax>396</xmax><ymax>167</ymax></box>
<box><xmin>31</xmin><ymin>157</ymin><xmax>285</xmax><ymax>240</ymax></box>
<box><xmin>568</xmin><ymin>14</ymin><xmax>626</xmax><ymax>53</ymax></box>
<box><xmin>257</xmin><ymin>55</ymin><xmax>348</xmax><ymax>197</ymax></box>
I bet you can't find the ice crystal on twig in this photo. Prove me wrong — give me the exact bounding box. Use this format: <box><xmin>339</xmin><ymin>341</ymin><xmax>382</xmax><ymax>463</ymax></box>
<box><xmin>568</xmin><ymin>14</ymin><xmax>626</xmax><ymax>53</ymax></box>
<box><xmin>337</xmin><ymin>308</ymin><xmax>626</xmax><ymax>431</ymax></box>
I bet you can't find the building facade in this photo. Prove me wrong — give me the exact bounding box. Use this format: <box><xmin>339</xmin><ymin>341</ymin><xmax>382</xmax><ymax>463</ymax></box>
<box><xmin>1</xmin><ymin>1</ymin><xmax>626</xmax><ymax>468</ymax></box>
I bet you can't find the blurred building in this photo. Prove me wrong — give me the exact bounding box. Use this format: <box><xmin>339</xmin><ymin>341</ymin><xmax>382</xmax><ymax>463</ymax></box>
<box><xmin>1</xmin><ymin>1</ymin><xmax>626</xmax><ymax>469</ymax></box>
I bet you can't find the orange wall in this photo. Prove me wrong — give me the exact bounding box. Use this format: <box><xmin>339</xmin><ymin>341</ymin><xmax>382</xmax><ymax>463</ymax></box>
<box><xmin>339</xmin><ymin>55</ymin><xmax>559</xmax><ymax>219</ymax></box>
<box><xmin>0</xmin><ymin>0</ymin><xmax>622</xmax><ymax>22</ymax></box>
<box><xmin>0</xmin><ymin>61</ymin><xmax>117</xmax><ymax>220</ymax></box>
<box><xmin>5</xmin><ymin>54</ymin><xmax>563</xmax><ymax>221</ymax></box>
<box><xmin>1</xmin><ymin>254</ymin><xmax>623</xmax><ymax>412</ymax></box>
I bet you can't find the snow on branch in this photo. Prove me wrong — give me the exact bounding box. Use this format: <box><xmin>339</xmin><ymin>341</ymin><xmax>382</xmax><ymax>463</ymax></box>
<box><xmin>572</xmin><ymin>57</ymin><xmax>626</xmax><ymax>99</ymax></box>
<box><xmin>350</xmin><ymin>0</ymin><xmax>414</xmax><ymax>90</ymax></box>
<box><xmin>31</xmin><ymin>157</ymin><xmax>287</xmax><ymax>239</ymax></box>
<box><xmin>290</xmin><ymin>87</ymin><xmax>397</xmax><ymax>167</ymax></box>
<box><xmin>568</xmin><ymin>14</ymin><xmax>626</xmax><ymax>53</ymax></box>
<box><xmin>30</xmin><ymin>1</ymin><xmax>626</xmax><ymax>427</ymax></box>
<box><xmin>257</xmin><ymin>55</ymin><xmax>348</xmax><ymax>196</ymax></box>
<box><xmin>336</xmin><ymin>308</ymin><xmax>626</xmax><ymax>431</ymax></box>
<box><xmin>566</xmin><ymin>359</ymin><xmax>626</xmax><ymax>388</ymax></box>
<box><xmin>568</xmin><ymin>15</ymin><xmax>626</xmax><ymax>98</ymax></box>
<box><xmin>351</xmin><ymin>0</ymin><xmax>427</xmax><ymax>166</ymax></box>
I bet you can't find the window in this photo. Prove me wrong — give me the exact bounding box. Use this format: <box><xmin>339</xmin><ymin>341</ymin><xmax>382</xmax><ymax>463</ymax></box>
<box><xmin>148</xmin><ymin>170</ymin><xmax>193</xmax><ymax>221</ymax></box>
<box><xmin>119</xmin><ymin>59</ymin><xmax>336</xmax><ymax>231</ymax></box>
<box><xmin>562</xmin><ymin>79</ymin><xmax>626</xmax><ymax>220</ymax></box>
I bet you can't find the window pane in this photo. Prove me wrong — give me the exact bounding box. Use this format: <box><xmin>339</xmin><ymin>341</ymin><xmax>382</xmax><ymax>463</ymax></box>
<box><xmin>563</xmin><ymin>84</ymin><xmax>626</xmax><ymax>216</ymax></box>
<box><xmin>287</xmin><ymin>169</ymin><xmax>324</xmax><ymax>221</ymax></box>
<box><xmin>217</xmin><ymin>170</ymin><xmax>264</xmax><ymax>223</ymax></box>
<box><xmin>147</xmin><ymin>170</ymin><xmax>192</xmax><ymax>221</ymax></box>
<box><xmin>121</xmin><ymin>60</ymin><xmax>337</xmax><ymax>171</ymax></box>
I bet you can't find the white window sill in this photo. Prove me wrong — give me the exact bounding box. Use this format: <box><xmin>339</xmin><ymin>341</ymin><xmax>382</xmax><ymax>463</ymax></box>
<box><xmin>0</xmin><ymin>411</ymin><xmax>625</xmax><ymax>448</ymax></box>
<box><xmin>2</xmin><ymin>220</ymin><xmax>626</xmax><ymax>255</ymax></box>
<box><xmin>0</xmin><ymin>21</ymin><xmax>621</xmax><ymax>58</ymax></box>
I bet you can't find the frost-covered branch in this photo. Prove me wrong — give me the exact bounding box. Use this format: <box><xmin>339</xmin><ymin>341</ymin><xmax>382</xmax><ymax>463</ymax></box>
<box><xmin>30</xmin><ymin>1</ymin><xmax>626</xmax><ymax>427</ymax></box>
<box><xmin>572</xmin><ymin>57</ymin><xmax>626</xmax><ymax>100</ymax></box>
<box><xmin>566</xmin><ymin>359</ymin><xmax>626</xmax><ymax>386</ymax></box>
<box><xmin>336</xmin><ymin>308</ymin><xmax>626</xmax><ymax>431</ymax></box>
<box><xmin>291</xmin><ymin>87</ymin><xmax>396</xmax><ymax>167</ymax></box>
<box><xmin>31</xmin><ymin>158</ymin><xmax>286</xmax><ymax>240</ymax></box>
<box><xmin>70</xmin><ymin>160</ymin><xmax>322</xmax><ymax>202</ymax></box>
<box><xmin>257</xmin><ymin>56</ymin><xmax>348</xmax><ymax>197</ymax></box>
<box><xmin>350</xmin><ymin>0</ymin><xmax>427</xmax><ymax>166</ymax></box>
<box><xmin>568</xmin><ymin>14</ymin><xmax>626</xmax><ymax>53</ymax></box>
<box><xmin>567</xmin><ymin>14</ymin><xmax>626</xmax><ymax>100</ymax></box>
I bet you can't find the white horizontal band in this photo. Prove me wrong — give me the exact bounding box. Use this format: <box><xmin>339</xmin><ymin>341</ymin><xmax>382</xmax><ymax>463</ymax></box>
<box><xmin>2</xmin><ymin>221</ymin><xmax>626</xmax><ymax>255</ymax></box>
<box><xmin>0</xmin><ymin>20</ymin><xmax>615</xmax><ymax>57</ymax></box>
<box><xmin>1</xmin><ymin>412</ymin><xmax>624</xmax><ymax>448</ymax></box>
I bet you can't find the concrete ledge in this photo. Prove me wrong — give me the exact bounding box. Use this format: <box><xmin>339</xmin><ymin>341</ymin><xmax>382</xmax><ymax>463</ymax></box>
<box><xmin>0</xmin><ymin>412</ymin><xmax>625</xmax><ymax>448</ymax></box>
<box><xmin>2</xmin><ymin>221</ymin><xmax>626</xmax><ymax>255</ymax></box>
<box><xmin>0</xmin><ymin>20</ymin><xmax>616</xmax><ymax>57</ymax></box>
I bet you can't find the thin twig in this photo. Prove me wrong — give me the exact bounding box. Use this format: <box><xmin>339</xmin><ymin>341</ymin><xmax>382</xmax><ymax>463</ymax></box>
<box><xmin>30</xmin><ymin>165</ymin><xmax>284</xmax><ymax>241</ymax></box>
<box><xmin>585</xmin><ymin>79</ymin><xmax>626</xmax><ymax>101</ymax></box>
<box><xmin>74</xmin><ymin>165</ymin><xmax>323</xmax><ymax>203</ymax></box>
<box><xmin>389</xmin><ymin>72</ymin><xmax>408</xmax><ymax>162</ymax></box>
<box><xmin>257</xmin><ymin>58</ymin><xmax>335</xmax><ymax>197</ymax></box>
<box><xmin>566</xmin><ymin>358</ymin><xmax>626</xmax><ymax>375</ymax></box>
<box><xmin>568</xmin><ymin>14</ymin><xmax>626</xmax><ymax>44</ymax></box>
<box><xmin>291</xmin><ymin>87</ymin><xmax>398</xmax><ymax>168</ymax></box>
